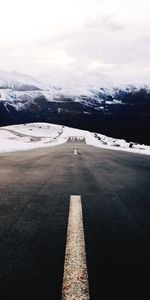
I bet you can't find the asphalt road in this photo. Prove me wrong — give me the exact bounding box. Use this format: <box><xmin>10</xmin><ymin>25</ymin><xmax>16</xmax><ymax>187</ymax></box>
<box><xmin>0</xmin><ymin>139</ymin><xmax>150</xmax><ymax>299</ymax></box>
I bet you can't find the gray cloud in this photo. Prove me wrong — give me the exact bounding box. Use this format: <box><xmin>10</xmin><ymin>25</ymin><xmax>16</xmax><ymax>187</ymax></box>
<box><xmin>101</xmin><ymin>14</ymin><xmax>125</xmax><ymax>31</ymax></box>
<box><xmin>85</xmin><ymin>13</ymin><xmax>125</xmax><ymax>31</ymax></box>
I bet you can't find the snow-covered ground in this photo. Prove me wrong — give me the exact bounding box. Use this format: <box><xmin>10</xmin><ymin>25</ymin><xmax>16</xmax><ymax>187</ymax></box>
<box><xmin>0</xmin><ymin>122</ymin><xmax>150</xmax><ymax>155</ymax></box>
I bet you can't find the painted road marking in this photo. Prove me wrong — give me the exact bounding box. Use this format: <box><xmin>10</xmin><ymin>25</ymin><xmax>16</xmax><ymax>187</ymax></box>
<box><xmin>74</xmin><ymin>148</ymin><xmax>78</xmax><ymax>155</ymax></box>
<box><xmin>74</xmin><ymin>144</ymin><xmax>77</xmax><ymax>155</ymax></box>
<box><xmin>62</xmin><ymin>195</ymin><xmax>90</xmax><ymax>300</ymax></box>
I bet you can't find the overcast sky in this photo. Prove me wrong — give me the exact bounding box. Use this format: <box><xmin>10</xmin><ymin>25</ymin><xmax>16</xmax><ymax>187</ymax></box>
<box><xmin>0</xmin><ymin>0</ymin><xmax>150</xmax><ymax>83</ymax></box>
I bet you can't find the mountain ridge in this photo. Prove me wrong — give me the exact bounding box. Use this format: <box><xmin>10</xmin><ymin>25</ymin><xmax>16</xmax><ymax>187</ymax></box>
<box><xmin>0</xmin><ymin>70</ymin><xmax>150</xmax><ymax>145</ymax></box>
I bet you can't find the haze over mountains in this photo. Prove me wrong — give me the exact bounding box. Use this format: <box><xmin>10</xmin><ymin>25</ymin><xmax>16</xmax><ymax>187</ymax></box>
<box><xmin>0</xmin><ymin>70</ymin><xmax>150</xmax><ymax>145</ymax></box>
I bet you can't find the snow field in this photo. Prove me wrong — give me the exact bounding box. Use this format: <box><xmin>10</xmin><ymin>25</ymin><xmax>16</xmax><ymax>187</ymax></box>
<box><xmin>0</xmin><ymin>122</ymin><xmax>150</xmax><ymax>155</ymax></box>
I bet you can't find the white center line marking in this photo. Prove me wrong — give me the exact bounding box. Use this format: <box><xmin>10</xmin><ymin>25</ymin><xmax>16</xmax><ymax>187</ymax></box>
<box><xmin>62</xmin><ymin>195</ymin><xmax>90</xmax><ymax>300</ymax></box>
<box><xmin>74</xmin><ymin>144</ymin><xmax>77</xmax><ymax>155</ymax></box>
<box><xmin>74</xmin><ymin>148</ymin><xmax>77</xmax><ymax>155</ymax></box>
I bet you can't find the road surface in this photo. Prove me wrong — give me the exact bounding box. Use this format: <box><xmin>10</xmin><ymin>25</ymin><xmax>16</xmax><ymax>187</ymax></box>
<box><xmin>0</xmin><ymin>138</ymin><xmax>150</xmax><ymax>299</ymax></box>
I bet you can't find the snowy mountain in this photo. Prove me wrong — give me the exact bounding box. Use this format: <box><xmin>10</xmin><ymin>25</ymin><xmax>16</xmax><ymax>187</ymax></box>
<box><xmin>0</xmin><ymin>70</ymin><xmax>148</xmax><ymax>104</ymax></box>
<box><xmin>0</xmin><ymin>70</ymin><xmax>42</xmax><ymax>91</ymax></box>
<box><xmin>0</xmin><ymin>70</ymin><xmax>150</xmax><ymax>145</ymax></box>
<box><xmin>37</xmin><ymin>71</ymin><xmax>147</xmax><ymax>96</ymax></box>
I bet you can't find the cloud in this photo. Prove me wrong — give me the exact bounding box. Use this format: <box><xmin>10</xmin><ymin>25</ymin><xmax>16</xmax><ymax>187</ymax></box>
<box><xmin>85</xmin><ymin>13</ymin><xmax>125</xmax><ymax>31</ymax></box>
<box><xmin>101</xmin><ymin>14</ymin><xmax>125</xmax><ymax>31</ymax></box>
<box><xmin>0</xmin><ymin>0</ymin><xmax>150</xmax><ymax>84</ymax></box>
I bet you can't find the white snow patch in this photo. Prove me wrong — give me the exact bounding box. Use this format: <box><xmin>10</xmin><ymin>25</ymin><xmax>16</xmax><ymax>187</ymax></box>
<box><xmin>4</xmin><ymin>123</ymin><xmax>63</xmax><ymax>137</ymax></box>
<box><xmin>0</xmin><ymin>122</ymin><xmax>150</xmax><ymax>156</ymax></box>
<box><xmin>86</xmin><ymin>133</ymin><xmax>150</xmax><ymax>155</ymax></box>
